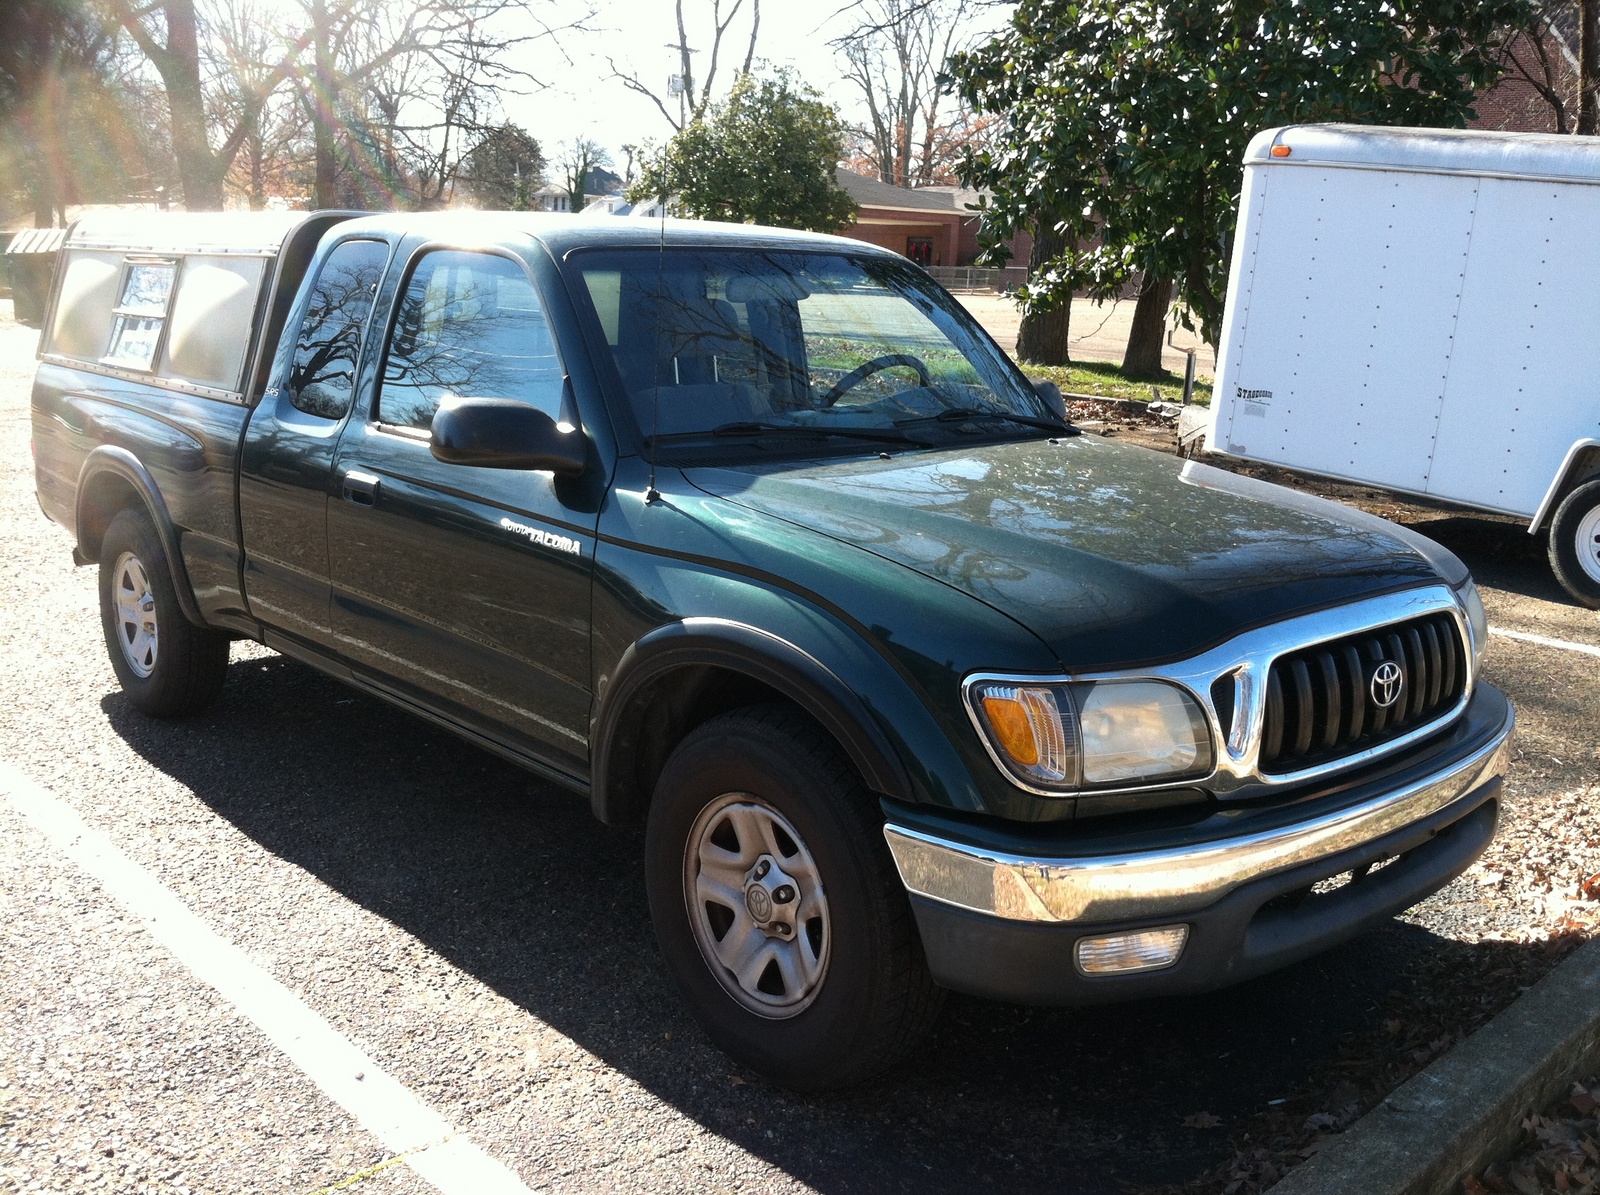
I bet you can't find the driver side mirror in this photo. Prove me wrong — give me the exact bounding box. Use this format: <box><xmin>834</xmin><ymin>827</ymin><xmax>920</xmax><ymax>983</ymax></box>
<box><xmin>430</xmin><ymin>397</ymin><xmax>586</xmax><ymax>474</ymax></box>
<box><xmin>1032</xmin><ymin>380</ymin><xmax>1067</xmax><ymax>421</ymax></box>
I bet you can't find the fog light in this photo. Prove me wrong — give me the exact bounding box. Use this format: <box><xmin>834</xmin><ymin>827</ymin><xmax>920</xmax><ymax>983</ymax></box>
<box><xmin>1074</xmin><ymin>925</ymin><xmax>1189</xmax><ymax>975</ymax></box>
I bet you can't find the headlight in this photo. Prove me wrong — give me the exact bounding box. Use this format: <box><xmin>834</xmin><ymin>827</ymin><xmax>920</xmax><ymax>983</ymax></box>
<box><xmin>1456</xmin><ymin>576</ymin><xmax>1488</xmax><ymax>673</ymax></box>
<box><xmin>967</xmin><ymin>677</ymin><xmax>1214</xmax><ymax>793</ymax></box>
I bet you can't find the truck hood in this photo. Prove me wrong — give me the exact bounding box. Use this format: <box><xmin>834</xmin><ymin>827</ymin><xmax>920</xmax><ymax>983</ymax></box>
<box><xmin>685</xmin><ymin>437</ymin><xmax>1460</xmax><ymax>670</ymax></box>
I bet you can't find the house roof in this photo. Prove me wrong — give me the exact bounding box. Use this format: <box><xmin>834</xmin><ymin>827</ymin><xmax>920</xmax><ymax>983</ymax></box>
<box><xmin>835</xmin><ymin>169</ymin><xmax>969</xmax><ymax>214</ymax></box>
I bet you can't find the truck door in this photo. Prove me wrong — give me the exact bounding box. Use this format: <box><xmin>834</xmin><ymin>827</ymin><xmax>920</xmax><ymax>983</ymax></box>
<box><xmin>240</xmin><ymin>236</ymin><xmax>392</xmax><ymax>642</ymax></box>
<box><xmin>326</xmin><ymin>246</ymin><xmax>596</xmax><ymax>777</ymax></box>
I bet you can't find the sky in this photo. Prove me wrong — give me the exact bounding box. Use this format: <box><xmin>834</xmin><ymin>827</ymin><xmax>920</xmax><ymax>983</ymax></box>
<box><xmin>500</xmin><ymin>0</ymin><xmax>1010</xmax><ymax>180</ymax></box>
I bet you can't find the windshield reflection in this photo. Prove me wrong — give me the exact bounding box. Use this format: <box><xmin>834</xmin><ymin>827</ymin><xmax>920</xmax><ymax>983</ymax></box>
<box><xmin>572</xmin><ymin>249</ymin><xmax>1053</xmax><ymax>454</ymax></box>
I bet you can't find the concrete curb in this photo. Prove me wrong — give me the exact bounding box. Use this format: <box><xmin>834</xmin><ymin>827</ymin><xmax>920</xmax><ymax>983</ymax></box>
<box><xmin>1269</xmin><ymin>935</ymin><xmax>1600</xmax><ymax>1195</ymax></box>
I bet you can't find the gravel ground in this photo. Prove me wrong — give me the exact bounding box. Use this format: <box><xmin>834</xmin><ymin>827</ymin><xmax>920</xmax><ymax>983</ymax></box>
<box><xmin>1</xmin><ymin>309</ymin><xmax>1597</xmax><ymax>1194</ymax></box>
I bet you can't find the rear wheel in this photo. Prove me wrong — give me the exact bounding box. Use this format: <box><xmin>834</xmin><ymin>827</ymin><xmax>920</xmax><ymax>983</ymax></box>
<box><xmin>644</xmin><ymin>705</ymin><xmax>942</xmax><ymax>1091</ymax></box>
<box><xmin>98</xmin><ymin>509</ymin><xmax>230</xmax><ymax>716</ymax></box>
<box><xmin>1548</xmin><ymin>479</ymin><xmax>1600</xmax><ymax>609</ymax></box>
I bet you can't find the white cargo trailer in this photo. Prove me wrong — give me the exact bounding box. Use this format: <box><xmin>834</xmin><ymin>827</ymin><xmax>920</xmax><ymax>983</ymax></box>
<box><xmin>1208</xmin><ymin>124</ymin><xmax>1600</xmax><ymax>606</ymax></box>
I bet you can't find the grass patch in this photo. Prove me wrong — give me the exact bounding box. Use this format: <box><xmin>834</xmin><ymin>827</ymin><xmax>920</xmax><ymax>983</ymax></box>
<box><xmin>1022</xmin><ymin>359</ymin><xmax>1213</xmax><ymax>406</ymax></box>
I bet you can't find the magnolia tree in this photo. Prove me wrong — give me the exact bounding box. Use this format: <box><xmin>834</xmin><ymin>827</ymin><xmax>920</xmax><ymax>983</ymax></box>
<box><xmin>630</xmin><ymin>73</ymin><xmax>856</xmax><ymax>231</ymax></box>
<box><xmin>949</xmin><ymin>0</ymin><xmax>1531</xmax><ymax>364</ymax></box>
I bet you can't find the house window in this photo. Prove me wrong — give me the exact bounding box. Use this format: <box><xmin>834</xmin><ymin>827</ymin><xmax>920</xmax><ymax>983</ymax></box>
<box><xmin>905</xmin><ymin>238</ymin><xmax>933</xmax><ymax>267</ymax></box>
<box><xmin>104</xmin><ymin>259</ymin><xmax>177</xmax><ymax>370</ymax></box>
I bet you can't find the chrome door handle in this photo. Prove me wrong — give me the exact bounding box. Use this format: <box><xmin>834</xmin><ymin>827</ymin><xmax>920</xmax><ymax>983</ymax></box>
<box><xmin>341</xmin><ymin>470</ymin><xmax>380</xmax><ymax>506</ymax></box>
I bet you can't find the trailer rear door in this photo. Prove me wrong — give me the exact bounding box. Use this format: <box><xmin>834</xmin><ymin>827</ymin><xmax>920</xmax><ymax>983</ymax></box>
<box><xmin>1214</xmin><ymin>164</ymin><xmax>1480</xmax><ymax>494</ymax></box>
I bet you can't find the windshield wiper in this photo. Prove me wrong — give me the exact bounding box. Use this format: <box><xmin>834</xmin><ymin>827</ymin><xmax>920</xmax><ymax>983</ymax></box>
<box><xmin>695</xmin><ymin>421</ymin><xmax>929</xmax><ymax>446</ymax></box>
<box><xmin>901</xmin><ymin>407</ymin><xmax>1080</xmax><ymax>435</ymax></box>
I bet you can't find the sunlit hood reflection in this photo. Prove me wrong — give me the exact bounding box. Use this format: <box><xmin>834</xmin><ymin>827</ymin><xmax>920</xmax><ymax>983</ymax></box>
<box><xmin>686</xmin><ymin>438</ymin><xmax>1454</xmax><ymax>669</ymax></box>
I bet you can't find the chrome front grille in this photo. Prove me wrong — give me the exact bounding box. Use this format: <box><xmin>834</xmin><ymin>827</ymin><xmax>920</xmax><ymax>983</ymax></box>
<box><xmin>1259</xmin><ymin>612</ymin><xmax>1467</xmax><ymax>774</ymax></box>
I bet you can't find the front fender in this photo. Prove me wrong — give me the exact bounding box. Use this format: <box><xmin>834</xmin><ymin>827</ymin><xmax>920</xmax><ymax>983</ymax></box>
<box><xmin>591</xmin><ymin>617</ymin><xmax>913</xmax><ymax>824</ymax></box>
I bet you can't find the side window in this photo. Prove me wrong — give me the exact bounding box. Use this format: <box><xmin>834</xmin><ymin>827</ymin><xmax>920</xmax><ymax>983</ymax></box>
<box><xmin>288</xmin><ymin>238</ymin><xmax>389</xmax><ymax>419</ymax></box>
<box><xmin>378</xmin><ymin>250</ymin><xmax>563</xmax><ymax>432</ymax></box>
<box><xmin>105</xmin><ymin>260</ymin><xmax>177</xmax><ymax>370</ymax></box>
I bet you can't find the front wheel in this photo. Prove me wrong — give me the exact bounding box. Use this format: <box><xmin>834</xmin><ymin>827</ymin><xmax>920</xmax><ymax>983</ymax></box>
<box><xmin>98</xmin><ymin>509</ymin><xmax>230</xmax><ymax>716</ymax></box>
<box><xmin>1548</xmin><ymin>479</ymin><xmax>1600</xmax><ymax>609</ymax></box>
<box><xmin>644</xmin><ymin>705</ymin><xmax>942</xmax><ymax>1091</ymax></box>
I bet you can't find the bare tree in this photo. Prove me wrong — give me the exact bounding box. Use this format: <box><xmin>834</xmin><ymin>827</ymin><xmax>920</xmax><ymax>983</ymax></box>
<box><xmin>608</xmin><ymin>0</ymin><xmax>762</xmax><ymax>131</ymax></box>
<box><xmin>206</xmin><ymin>0</ymin><xmax>311</xmax><ymax>208</ymax></box>
<box><xmin>1583</xmin><ymin>0</ymin><xmax>1599</xmax><ymax>133</ymax></box>
<box><xmin>106</xmin><ymin>0</ymin><xmax>312</xmax><ymax>209</ymax></box>
<box><xmin>832</xmin><ymin>0</ymin><xmax>978</xmax><ymax>187</ymax></box>
<box><xmin>1494</xmin><ymin>1</ymin><xmax>1583</xmax><ymax>132</ymax></box>
<box><xmin>105</xmin><ymin>0</ymin><xmax>589</xmax><ymax>210</ymax></box>
<box><xmin>556</xmin><ymin>137</ymin><xmax>611</xmax><ymax>210</ymax></box>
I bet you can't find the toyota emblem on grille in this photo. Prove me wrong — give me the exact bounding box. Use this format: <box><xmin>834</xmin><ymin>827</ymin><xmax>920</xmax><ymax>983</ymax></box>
<box><xmin>1370</xmin><ymin>661</ymin><xmax>1404</xmax><ymax>708</ymax></box>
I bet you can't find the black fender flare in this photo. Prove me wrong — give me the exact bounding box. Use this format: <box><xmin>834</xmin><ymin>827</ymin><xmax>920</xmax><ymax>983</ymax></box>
<box><xmin>74</xmin><ymin>446</ymin><xmax>209</xmax><ymax>628</ymax></box>
<box><xmin>590</xmin><ymin>617</ymin><xmax>914</xmax><ymax>824</ymax></box>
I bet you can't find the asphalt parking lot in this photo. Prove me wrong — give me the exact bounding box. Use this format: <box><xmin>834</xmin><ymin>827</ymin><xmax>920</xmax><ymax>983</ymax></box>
<box><xmin>1</xmin><ymin>302</ymin><xmax>1597</xmax><ymax>1195</ymax></box>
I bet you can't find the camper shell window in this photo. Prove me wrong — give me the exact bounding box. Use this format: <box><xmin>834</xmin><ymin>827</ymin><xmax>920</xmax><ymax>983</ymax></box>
<box><xmin>104</xmin><ymin>259</ymin><xmax>178</xmax><ymax>370</ymax></box>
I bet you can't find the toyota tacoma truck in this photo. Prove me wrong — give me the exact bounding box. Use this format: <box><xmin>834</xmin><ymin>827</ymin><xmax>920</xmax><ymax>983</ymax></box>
<box><xmin>31</xmin><ymin>209</ymin><xmax>1513</xmax><ymax>1091</ymax></box>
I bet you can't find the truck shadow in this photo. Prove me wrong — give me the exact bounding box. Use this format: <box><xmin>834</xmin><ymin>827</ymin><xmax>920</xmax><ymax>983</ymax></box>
<box><xmin>101</xmin><ymin>660</ymin><xmax>1554</xmax><ymax>1194</ymax></box>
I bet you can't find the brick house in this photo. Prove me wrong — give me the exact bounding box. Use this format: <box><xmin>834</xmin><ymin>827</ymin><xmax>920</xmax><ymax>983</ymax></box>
<box><xmin>833</xmin><ymin>169</ymin><xmax>1032</xmax><ymax>272</ymax></box>
<box><xmin>1471</xmin><ymin>13</ymin><xmax>1582</xmax><ymax>133</ymax></box>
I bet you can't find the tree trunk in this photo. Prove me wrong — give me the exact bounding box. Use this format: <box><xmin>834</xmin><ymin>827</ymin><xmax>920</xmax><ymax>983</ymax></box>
<box><xmin>248</xmin><ymin>127</ymin><xmax>265</xmax><ymax>210</ymax></box>
<box><xmin>1016</xmin><ymin>221</ymin><xmax>1072</xmax><ymax>366</ymax></box>
<box><xmin>1122</xmin><ymin>274</ymin><xmax>1173</xmax><ymax>376</ymax></box>
<box><xmin>1581</xmin><ymin>0</ymin><xmax>1599</xmax><ymax>136</ymax></box>
<box><xmin>162</xmin><ymin>0</ymin><xmax>224</xmax><ymax>209</ymax></box>
<box><xmin>311</xmin><ymin>0</ymin><xmax>339</xmax><ymax>210</ymax></box>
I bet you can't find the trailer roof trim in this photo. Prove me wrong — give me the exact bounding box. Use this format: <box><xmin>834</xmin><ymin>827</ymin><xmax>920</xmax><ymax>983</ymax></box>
<box><xmin>1247</xmin><ymin>124</ymin><xmax>1600</xmax><ymax>185</ymax></box>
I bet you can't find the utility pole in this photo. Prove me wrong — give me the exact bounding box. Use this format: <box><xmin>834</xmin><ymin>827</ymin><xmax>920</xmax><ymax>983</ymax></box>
<box><xmin>1582</xmin><ymin>0</ymin><xmax>1599</xmax><ymax>135</ymax></box>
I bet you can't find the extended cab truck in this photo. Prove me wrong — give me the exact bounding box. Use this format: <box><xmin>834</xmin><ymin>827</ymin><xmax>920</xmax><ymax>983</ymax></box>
<box><xmin>33</xmin><ymin>210</ymin><xmax>1513</xmax><ymax>1091</ymax></box>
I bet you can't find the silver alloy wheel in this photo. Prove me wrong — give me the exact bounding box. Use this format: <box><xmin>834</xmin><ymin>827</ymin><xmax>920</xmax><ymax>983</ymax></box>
<box><xmin>1577</xmin><ymin>505</ymin><xmax>1600</xmax><ymax>585</ymax></box>
<box><xmin>683</xmin><ymin>793</ymin><xmax>831</xmax><ymax>1018</ymax></box>
<box><xmin>112</xmin><ymin>551</ymin><xmax>159</xmax><ymax>679</ymax></box>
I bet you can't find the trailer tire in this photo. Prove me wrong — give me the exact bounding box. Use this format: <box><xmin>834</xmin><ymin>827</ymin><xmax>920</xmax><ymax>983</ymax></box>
<box><xmin>99</xmin><ymin>509</ymin><xmax>231</xmax><ymax>716</ymax></box>
<box><xmin>1548</xmin><ymin>479</ymin><xmax>1600</xmax><ymax>609</ymax></box>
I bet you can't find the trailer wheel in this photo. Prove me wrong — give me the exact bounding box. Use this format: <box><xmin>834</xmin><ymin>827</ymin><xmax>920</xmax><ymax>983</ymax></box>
<box><xmin>1548</xmin><ymin>479</ymin><xmax>1600</xmax><ymax>609</ymax></box>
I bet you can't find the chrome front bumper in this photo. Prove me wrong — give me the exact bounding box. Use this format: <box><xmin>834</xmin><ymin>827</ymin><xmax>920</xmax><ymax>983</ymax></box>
<box><xmin>884</xmin><ymin>698</ymin><xmax>1514</xmax><ymax>926</ymax></box>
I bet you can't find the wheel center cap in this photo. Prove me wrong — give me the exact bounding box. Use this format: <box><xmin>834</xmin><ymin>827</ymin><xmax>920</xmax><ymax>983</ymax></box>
<box><xmin>745</xmin><ymin>885</ymin><xmax>772</xmax><ymax>921</ymax></box>
<box><xmin>743</xmin><ymin>855</ymin><xmax>797</xmax><ymax>932</ymax></box>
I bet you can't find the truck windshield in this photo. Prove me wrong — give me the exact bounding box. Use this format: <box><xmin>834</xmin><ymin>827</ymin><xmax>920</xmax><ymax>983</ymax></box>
<box><xmin>570</xmin><ymin>248</ymin><xmax>1057</xmax><ymax>457</ymax></box>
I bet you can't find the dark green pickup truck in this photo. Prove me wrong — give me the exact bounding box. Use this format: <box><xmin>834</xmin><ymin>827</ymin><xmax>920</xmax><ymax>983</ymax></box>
<box><xmin>31</xmin><ymin>209</ymin><xmax>1512</xmax><ymax>1090</ymax></box>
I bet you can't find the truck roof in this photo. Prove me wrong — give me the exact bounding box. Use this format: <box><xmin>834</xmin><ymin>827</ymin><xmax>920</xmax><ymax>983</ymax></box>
<box><xmin>330</xmin><ymin>210</ymin><xmax>893</xmax><ymax>259</ymax></box>
<box><xmin>59</xmin><ymin>208</ymin><xmax>893</xmax><ymax>260</ymax></box>
<box><xmin>1247</xmin><ymin>124</ymin><xmax>1600</xmax><ymax>185</ymax></box>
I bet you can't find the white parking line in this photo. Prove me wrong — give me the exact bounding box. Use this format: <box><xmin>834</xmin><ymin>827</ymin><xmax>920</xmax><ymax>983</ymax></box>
<box><xmin>1489</xmin><ymin>626</ymin><xmax>1600</xmax><ymax>660</ymax></box>
<box><xmin>0</xmin><ymin>761</ymin><xmax>535</xmax><ymax>1195</ymax></box>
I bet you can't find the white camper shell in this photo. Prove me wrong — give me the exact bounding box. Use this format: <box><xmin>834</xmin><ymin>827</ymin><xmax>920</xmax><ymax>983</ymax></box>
<box><xmin>1208</xmin><ymin>124</ymin><xmax>1600</xmax><ymax>606</ymax></box>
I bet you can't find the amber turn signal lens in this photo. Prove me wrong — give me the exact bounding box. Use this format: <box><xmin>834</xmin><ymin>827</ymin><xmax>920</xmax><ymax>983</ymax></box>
<box><xmin>982</xmin><ymin>694</ymin><xmax>1040</xmax><ymax>766</ymax></box>
<box><xmin>1270</xmin><ymin>144</ymin><xmax>1292</xmax><ymax>158</ymax></box>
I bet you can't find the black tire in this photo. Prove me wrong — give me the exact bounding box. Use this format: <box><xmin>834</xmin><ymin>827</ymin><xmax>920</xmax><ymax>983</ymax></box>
<box><xmin>1547</xmin><ymin>479</ymin><xmax>1600</xmax><ymax>609</ymax></box>
<box><xmin>98</xmin><ymin>509</ymin><xmax>230</xmax><ymax>717</ymax></box>
<box><xmin>645</xmin><ymin>704</ymin><xmax>943</xmax><ymax>1092</ymax></box>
